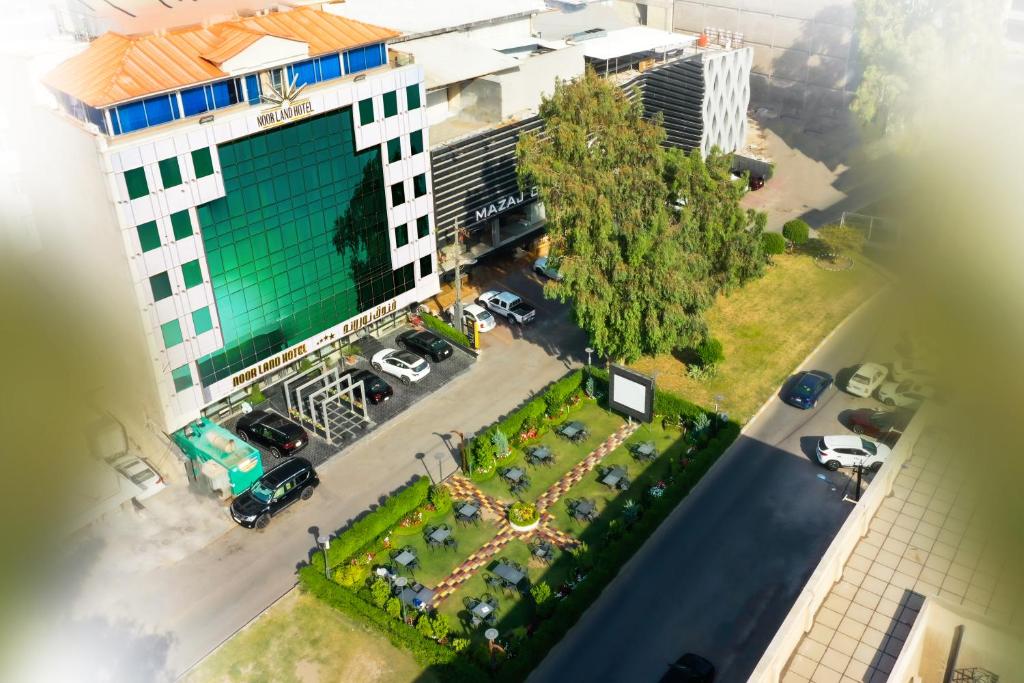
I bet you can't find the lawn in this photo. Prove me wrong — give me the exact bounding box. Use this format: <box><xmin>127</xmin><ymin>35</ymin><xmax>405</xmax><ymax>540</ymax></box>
<box><xmin>631</xmin><ymin>252</ymin><xmax>885</xmax><ymax>422</ymax></box>
<box><xmin>473</xmin><ymin>401</ymin><xmax>626</xmax><ymax>504</ymax></box>
<box><xmin>388</xmin><ymin>507</ymin><xmax>502</xmax><ymax>587</ymax></box>
<box><xmin>185</xmin><ymin>590</ymin><xmax>436</xmax><ymax>683</ymax></box>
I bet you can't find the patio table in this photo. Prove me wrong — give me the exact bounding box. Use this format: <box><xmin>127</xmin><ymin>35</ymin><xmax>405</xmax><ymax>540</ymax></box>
<box><xmin>601</xmin><ymin>466</ymin><xmax>627</xmax><ymax>488</ymax></box>
<box><xmin>559</xmin><ymin>421</ymin><xmax>585</xmax><ymax>439</ymax></box>
<box><xmin>394</xmin><ymin>549</ymin><xmax>417</xmax><ymax>567</ymax></box>
<box><xmin>429</xmin><ymin>527</ymin><xmax>451</xmax><ymax>544</ymax></box>
<box><xmin>472</xmin><ymin>601</ymin><xmax>494</xmax><ymax>619</ymax></box>
<box><xmin>457</xmin><ymin>503</ymin><xmax>479</xmax><ymax>519</ymax></box>
<box><xmin>530</xmin><ymin>446</ymin><xmax>553</xmax><ymax>463</ymax></box>
<box><xmin>635</xmin><ymin>442</ymin><xmax>657</xmax><ymax>459</ymax></box>
<box><xmin>505</xmin><ymin>467</ymin><xmax>525</xmax><ymax>483</ymax></box>
<box><xmin>493</xmin><ymin>562</ymin><xmax>526</xmax><ymax>586</ymax></box>
<box><xmin>574</xmin><ymin>500</ymin><xmax>597</xmax><ymax>518</ymax></box>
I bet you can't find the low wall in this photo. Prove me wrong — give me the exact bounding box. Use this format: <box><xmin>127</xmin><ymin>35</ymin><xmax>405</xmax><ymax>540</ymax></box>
<box><xmin>748</xmin><ymin>409</ymin><xmax>930</xmax><ymax>682</ymax></box>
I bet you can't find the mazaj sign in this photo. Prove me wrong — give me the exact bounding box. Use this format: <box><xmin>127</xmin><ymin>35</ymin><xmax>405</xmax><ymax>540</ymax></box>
<box><xmin>471</xmin><ymin>186</ymin><xmax>539</xmax><ymax>223</ymax></box>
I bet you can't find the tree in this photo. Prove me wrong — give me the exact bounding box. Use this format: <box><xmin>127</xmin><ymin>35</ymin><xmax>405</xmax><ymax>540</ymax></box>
<box><xmin>851</xmin><ymin>0</ymin><xmax>1005</xmax><ymax>145</ymax></box>
<box><xmin>517</xmin><ymin>68</ymin><xmax>716</xmax><ymax>362</ymax></box>
<box><xmin>818</xmin><ymin>224</ymin><xmax>866</xmax><ymax>262</ymax></box>
<box><xmin>491</xmin><ymin>428</ymin><xmax>510</xmax><ymax>459</ymax></box>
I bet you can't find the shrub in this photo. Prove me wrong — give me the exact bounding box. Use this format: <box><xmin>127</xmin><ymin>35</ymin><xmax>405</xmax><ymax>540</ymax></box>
<box><xmin>370</xmin><ymin>577</ymin><xmax>391</xmax><ymax>607</ymax></box>
<box><xmin>762</xmin><ymin>232</ymin><xmax>786</xmax><ymax>255</ymax></box>
<box><xmin>430</xmin><ymin>614</ymin><xmax>452</xmax><ymax>642</ymax></box>
<box><xmin>247</xmin><ymin>385</ymin><xmax>267</xmax><ymax>405</ymax></box>
<box><xmin>491</xmin><ymin>428</ymin><xmax>511</xmax><ymax>459</ymax></box>
<box><xmin>696</xmin><ymin>337</ymin><xmax>724</xmax><ymax>368</ymax></box>
<box><xmin>451</xmin><ymin>637</ymin><xmax>470</xmax><ymax>653</ymax></box>
<box><xmin>416</xmin><ymin>613</ymin><xmax>436</xmax><ymax>639</ymax></box>
<box><xmin>427</xmin><ymin>484</ymin><xmax>452</xmax><ymax>514</ymax></box>
<box><xmin>783</xmin><ymin>219</ymin><xmax>810</xmax><ymax>245</ymax></box>
<box><xmin>335</xmin><ymin>562</ymin><xmax>369</xmax><ymax>587</ymax></box>
<box><xmin>385</xmin><ymin>597</ymin><xmax>402</xmax><ymax>619</ymax></box>
<box><xmin>420</xmin><ymin>312</ymin><xmax>470</xmax><ymax>348</ymax></box>
<box><xmin>469</xmin><ymin>435</ymin><xmax>497</xmax><ymax>478</ymax></box>
<box><xmin>508</xmin><ymin>501</ymin><xmax>539</xmax><ymax>526</ymax></box>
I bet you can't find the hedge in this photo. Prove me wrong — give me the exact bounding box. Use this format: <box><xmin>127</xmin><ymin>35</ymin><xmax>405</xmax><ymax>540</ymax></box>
<box><xmin>318</xmin><ymin>476</ymin><xmax>431</xmax><ymax>570</ymax></box>
<box><xmin>494</xmin><ymin>418</ymin><xmax>741</xmax><ymax>681</ymax></box>
<box><xmin>420</xmin><ymin>312</ymin><xmax>471</xmax><ymax>348</ymax></box>
<box><xmin>298</xmin><ymin>565</ymin><xmax>483</xmax><ymax>680</ymax></box>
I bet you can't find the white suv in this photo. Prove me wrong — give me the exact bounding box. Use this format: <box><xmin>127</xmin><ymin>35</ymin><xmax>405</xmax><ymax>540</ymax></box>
<box><xmin>371</xmin><ymin>349</ymin><xmax>430</xmax><ymax>385</ymax></box>
<box><xmin>816</xmin><ymin>435</ymin><xmax>891</xmax><ymax>472</ymax></box>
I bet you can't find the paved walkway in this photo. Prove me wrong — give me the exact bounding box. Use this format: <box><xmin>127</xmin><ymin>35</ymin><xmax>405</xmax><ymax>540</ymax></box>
<box><xmin>429</xmin><ymin>422</ymin><xmax>638</xmax><ymax>607</ymax></box>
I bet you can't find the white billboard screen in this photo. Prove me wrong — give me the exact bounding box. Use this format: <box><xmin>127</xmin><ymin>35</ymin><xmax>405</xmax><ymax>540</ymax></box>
<box><xmin>612</xmin><ymin>375</ymin><xmax>647</xmax><ymax>414</ymax></box>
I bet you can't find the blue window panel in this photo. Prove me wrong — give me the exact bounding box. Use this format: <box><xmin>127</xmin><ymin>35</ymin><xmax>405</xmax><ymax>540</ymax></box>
<box><xmin>288</xmin><ymin>59</ymin><xmax>317</xmax><ymax>87</ymax></box>
<box><xmin>245</xmin><ymin>74</ymin><xmax>261</xmax><ymax>104</ymax></box>
<box><xmin>181</xmin><ymin>86</ymin><xmax>209</xmax><ymax>116</ymax></box>
<box><xmin>143</xmin><ymin>94</ymin><xmax>178</xmax><ymax>126</ymax></box>
<box><xmin>320</xmin><ymin>54</ymin><xmax>341</xmax><ymax>81</ymax></box>
<box><xmin>115</xmin><ymin>100</ymin><xmax>148</xmax><ymax>133</ymax></box>
<box><xmin>109</xmin><ymin>109</ymin><xmax>121</xmax><ymax>135</ymax></box>
<box><xmin>376</xmin><ymin>44</ymin><xmax>387</xmax><ymax>68</ymax></box>
<box><xmin>210</xmin><ymin>80</ymin><xmax>239</xmax><ymax>109</ymax></box>
<box><xmin>344</xmin><ymin>47</ymin><xmax>366</xmax><ymax>74</ymax></box>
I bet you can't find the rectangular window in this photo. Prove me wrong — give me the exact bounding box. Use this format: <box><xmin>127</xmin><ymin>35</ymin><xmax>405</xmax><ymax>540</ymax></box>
<box><xmin>417</xmin><ymin>215</ymin><xmax>430</xmax><ymax>238</ymax></box>
<box><xmin>358</xmin><ymin>98</ymin><xmax>375</xmax><ymax>125</ymax></box>
<box><xmin>387</xmin><ymin>137</ymin><xmax>402</xmax><ymax>163</ymax></box>
<box><xmin>142</xmin><ymin>94</ymin><xmax>179</xmax><ymax>127</ymax></box>
<box><xmin>181</xmin><ymin>259</ymin><xmax>203</xmax><ymax>289</ymax></box>
<box><xmin>343</xmin><ymin>44</ymin><xmax>384</xmax><ymax>75</ymax></box>
<box><xmin>390</xmin><ymin>181</ymin><xmax>405</xmax><ymax>206</ymax></box>
<box><xmin>209</xmin><ymin>80</ymin><xmax>240</xmax><ymax>108</ymax></box>
<box><xmin>419</xmin><ymin>254</ymin><xmax>433</xmax><ymax>277</ymax></box>
<box><xmin>413</xmin><ymin>174</ymin><xmax>427</xmax><ymax>198</ymax></box>
<box><xmin>158</xmin><ymin>157</ymin><xmax>182</xmax><ymax>188</ymax></box>
<box><xmin>383</xmin><ymin>91</ymin><xmax>398</xmax><ymax>118</ymax></box>
<box><xmin>410</xmin><ymin>130</ymin><xmax>424</xmax><ymax>155</ymax></box>
<box><xmin>192</xmin><ymin>306</ymin><xmax>213</xmax><ymax>335</ymax></box>
<box><xmin>406</xmin><ymin>84</ymin><xmax>421</xmax><ymax>110</ymax></box>
<box><xmin>181</xmin><ymin>86</ymin><xmax>209</xmax><ymax>116</ymax></box>
<box><xmin>161</xmin><ymin>319</ymin><xmax>183</xmax><ymax>348</ymax></box>
<box><xmin>124</xmin><ymin>167</ymin><xmax>149</xmax><ymax>199</ymax></box>
<box><xmin>170</xmin><ymin>210</ymin><xmax>193</xmax><ymax>240</ymax></box>
<box><xmin>137</xmin><ymin>221</ymin><xmax>161</xmax><ymax>252</ymax></box>
<box><xmin>172</xmin><ymin>364</ymin><xmax>193</xmax><ymax>392</ymax></box>
<box><xmin>320</xmin><ymin>54</ymin><xmax>341</xmax><ymax>81</ymax></box>
<box><xmin>394</xmin><ymin>224</ymin><xmax>409</xmax><ymax>248</ymax></box>
<box><xmin>288</xmin><ymin>59</ymin><xmax>317</xmax><ymax>87</ymax></box>
<box><xmin>150</xmin><ymin>272</ymin><xmax>172</xmax><ymax>301</ymax></box>
<box><xmin>192</xmin><ymin>147</ymin><xmax>215</xmax><ymax>178</ymax></box>
<box><xmin>245</xmin><ymin>74</ymin><xmax>261</xmax><ymax>104</ymax></box>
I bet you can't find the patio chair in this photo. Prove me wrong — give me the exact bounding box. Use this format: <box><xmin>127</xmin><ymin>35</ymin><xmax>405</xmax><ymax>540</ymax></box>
<box><xmin>464</xmin><ymin>596</ymin><xmax>480</xmax><ymax>611</ymax></box>
<box><xmin>444</xmin><ymin>537</ymin><xmax>458</xmax><ymax>552</ymax></box>
<box><xmin>617</xmin><ymin>477</ymin><xmax>632</xmax><ymax>491</ymax></box>
<box><xmin>484</xmin><ymin>575</ymin><xmax>503</xmax><ymax>591</ymax></box>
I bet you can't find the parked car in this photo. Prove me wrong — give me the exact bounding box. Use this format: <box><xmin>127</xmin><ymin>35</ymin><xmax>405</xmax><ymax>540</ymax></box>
<box><xmin>398</xmin><ymin>329</ymin><xmax>453</xmax><ymax>362</ymax></box>
<box><xmin>889</xmin><ymin>358</ymin><xmax>935</xmax><ymax>383</ymax></box>
<box><xmin>236</xmin><ymin>409</ymin><xmax>308</xmax><ymax>458</ymax></box>
<box><xmin>339</xmin><ymin>368</ymin><xmax>393</xmax><ymax>405</ymax></box>
<box><xmin>845</xmin><ymin>362</ymin><xmax>888</xmax><ymax>398</ymax></box>
<box><xmin>748</xmin><ymin>174</ymin><xmax>766</xmax><ymax>190</ymax></box>
<box><xmin>107</xmin><ymin>454</ymin><xmax>165</xmax><ymax>500</ymax></box>
<box><xmin>782</xmin><ymin>370</ymin><xmax>834</xmax><ymax>409</ymax></box>
<box><xmin>876</xmin><ymin>380</ymin><xmax>935</xmax><ymax>408</ymax></box>
<box><xmin>461</xmin><ymin>303</ymin><xmax>495</xmax><ymax>332</ymax></box>
<box><xmin>533</xmin><ymin>256</ymin><xmax>563</xmax><ymax>280</ymax></box>
<box><xmin>816</xmin><ymin>435</ymin><xmax>891</xmax><ymax>472</ymax></box>
<box><xmin>478</xmin><ymin>290</ymin><xmax>536</xmax><ymax>324</ymax></box>
<box><xmin>660</xmin><ymin>653</ymin><xmax>716</xmax><ymax>683</ymax></box>
<box><xmin>371</xmin><ymin>348</ymin><xmax>430</xmax><ymax>385</ymax></box>
<box><xmin>846</xmin><ymin>408</ymin><xmax>912</xmax><ymax>445</ymax></box>
<box><xmin>230</xmin><ymin>457</ymin><xmax>319</xmax><ymax>529</ymax></box>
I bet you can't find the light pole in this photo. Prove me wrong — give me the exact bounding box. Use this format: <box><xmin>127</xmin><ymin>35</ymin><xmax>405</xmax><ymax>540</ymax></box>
<box><xmin>394</xmin><ymin>576</ymin><xmax>408</xmax><ymax>623</ymax></box>
<box><xmin>317</xmin><ymin>535</ymin><xmax>331</xmax><ymax>579</ymax></box>
<box><xmin>585</xmin><ymin>347</ymin><xmax>594</xmax><ymax>366</ymax></box>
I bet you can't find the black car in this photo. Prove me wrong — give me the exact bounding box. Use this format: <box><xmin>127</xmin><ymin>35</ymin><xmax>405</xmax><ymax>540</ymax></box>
<box><xmin>783</xmin><ymin>370</ymin><xmax>834</xmax><ymax>409</ymax></box>
<box><xmin>231</xmin><ymin>457</ymin><xmax>319</xmax><ymax>529</ymax></box>
<box><xmin>339</xmin><ymin>369</ymin><xmax>393</xmax><ymax>405</ymax></box>
<box><xmin>236</xmin><ymin>409</ymin><xmax>308</xmax><ymax>458</ymax></box>
<box><xmin>660</xmin><ymin>653</ymin><xmax>715</xmax><ymax>683</ymax></box>
<box><xmin>397</xmin><ymin>329</ymin><xmax>453</xmax><ymax>362</ymax></box>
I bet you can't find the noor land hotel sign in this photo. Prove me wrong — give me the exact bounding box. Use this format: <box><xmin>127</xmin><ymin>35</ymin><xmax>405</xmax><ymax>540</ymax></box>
<box><xmin>256</xmin><ymin>77</ymin><xmax>315</xmax><ymax>130</ymax></box>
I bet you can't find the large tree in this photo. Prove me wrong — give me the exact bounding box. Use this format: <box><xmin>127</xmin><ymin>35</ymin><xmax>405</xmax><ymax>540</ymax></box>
<box><xmin>851</xmin><ymin>0</ymin><xmax>1005</xmax><ymax>144</ymax></box>
<box><xmin>517</xmin><ymin>68</ymin><xmax>763</xmax><ymax>362</ymax></box>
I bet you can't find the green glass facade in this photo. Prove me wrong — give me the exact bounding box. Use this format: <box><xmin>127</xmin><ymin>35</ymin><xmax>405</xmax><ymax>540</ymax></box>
<box><xmin>194</xmin><ymin>107</ymin><xmax>415</xmax><ymax>387</ymax></box>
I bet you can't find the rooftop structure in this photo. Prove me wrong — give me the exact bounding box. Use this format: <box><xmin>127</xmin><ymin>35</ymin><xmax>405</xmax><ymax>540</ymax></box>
<box><xmin>320</xmin><ymin>0</ymin><xmax>549</xmax><ymax>38</ymax></box>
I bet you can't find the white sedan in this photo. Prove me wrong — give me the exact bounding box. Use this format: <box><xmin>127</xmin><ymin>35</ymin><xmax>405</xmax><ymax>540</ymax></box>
<box><xmin>447</xmin><ymin>303</ymin><xmax>496</xmax><ymax>333</ymax></box>
<box><xmin>371</xmin><ymin>348</ymin><xmax>430</xmax><ymax>385</ymax></box>
<box><xmin>845</xmin><ymin>362</ymin><xmax>888</xmax><ymax>398</ymax></box>
<box><xmin>533</xmin><ymin>256</ymin><xmax>563</xmax><ymax>280</ymax></box>
<box><xmin>816</xmin><ymin>435</ymin><xmax>891</xmax><ymax>472</ymax></box>
<box><xmin>876</xmin><ymin>380</ymin><xmax>934</xmax><ymax>408</ymax></box>
<box><xmin>107</xmin><ymin>453</ymin><xmax>166</xmax><ymax>500</ymax></box>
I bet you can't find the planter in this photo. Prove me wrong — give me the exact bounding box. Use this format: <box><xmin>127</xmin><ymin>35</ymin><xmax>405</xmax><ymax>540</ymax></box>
<box><xmin>509</xmin><ymin>518</ymin><xmax>540</xmax><ymax>533</ymax></box>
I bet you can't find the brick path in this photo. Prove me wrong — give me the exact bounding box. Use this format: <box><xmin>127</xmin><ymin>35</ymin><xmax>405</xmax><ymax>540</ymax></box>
<box><xmin>429</xmin><ymin>422</ymin><xmax>639</xmax><ymax>608</ymax></box>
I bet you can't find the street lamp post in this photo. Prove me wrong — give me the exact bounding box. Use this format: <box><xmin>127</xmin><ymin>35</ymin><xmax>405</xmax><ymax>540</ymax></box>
<box><xmin>585</xmin><ymin>347</ymin><xmax>594</xmax><ymax>366</ymax></box>
<box><xmin>317</xmin><ymin>535</ymin><xmax>331</xmax><ymax>579</ymax></box>
<box><xmin>394</xmin><ymin>576</ymin><xmax>408</xmax><ymax>623</ymax></box>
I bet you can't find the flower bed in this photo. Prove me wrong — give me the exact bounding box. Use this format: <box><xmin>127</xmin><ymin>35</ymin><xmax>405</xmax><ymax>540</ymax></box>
<box><xmin>508</xmin><ymin>501</ymin><xmax>540</xmax><ymax>532</ymax></box>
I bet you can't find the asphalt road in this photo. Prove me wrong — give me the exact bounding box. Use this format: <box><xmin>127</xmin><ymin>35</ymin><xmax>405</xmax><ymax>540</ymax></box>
<box><xmin>528</xmin><ymin>297</ymin><xmax>889</xmax><ymax>683</ymax></box>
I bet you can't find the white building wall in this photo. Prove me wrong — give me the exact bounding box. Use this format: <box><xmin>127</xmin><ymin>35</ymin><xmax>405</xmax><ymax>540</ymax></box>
<box><xmin>700</xmin><ymin>47</ymin><xmax>752</xmax><ymax>155</ymax></box>
<box><xmin>489</xmin><ymin>44</ymin><xmax>586</xmax><ymax>119</ymax></box>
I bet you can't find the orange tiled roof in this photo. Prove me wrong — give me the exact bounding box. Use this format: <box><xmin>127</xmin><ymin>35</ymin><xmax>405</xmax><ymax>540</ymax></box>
<box><xmin>44</xmin><ymin>7</ymin><xmax>399</xmax><ymax>107</ymax></box>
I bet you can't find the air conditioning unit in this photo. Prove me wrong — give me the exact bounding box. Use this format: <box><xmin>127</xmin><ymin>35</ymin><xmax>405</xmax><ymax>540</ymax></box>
<box><xmin>199</xmin><ymin>459</ymin><xmax>231</xmax><ymax>499</ymax></box>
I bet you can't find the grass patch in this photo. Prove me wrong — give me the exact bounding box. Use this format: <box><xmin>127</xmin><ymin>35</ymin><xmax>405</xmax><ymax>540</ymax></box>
<box><xmin>388</xmin><ymin>509</ymin><xmax>501</xmax><ymax>587</ymax></box>
<box><xmin>632</xmin><ymin>253</ymin><xmax>885</xmax><ymax>422</ymax></box>
<box><xmin>185</xmin><ymin>590</ymin><xmax>436</xmax><ymax>683</ymax></box>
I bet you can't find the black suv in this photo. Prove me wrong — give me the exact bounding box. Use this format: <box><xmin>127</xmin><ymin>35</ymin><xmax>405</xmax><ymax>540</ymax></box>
<box><xmin>339</xmin><ymin>369</ymin><xmax>393</xmax><ymax>405</ymax></box>
<box><xmin>236</xmin><ymin>409</ymin><xmax>308</xmax><ymax>458</ymax></box>
<box><xmin>397</xmin><ymin>329</ymin><xmax>453</xmax><ymax>362</ymax></box>
<box><xmin>230</xmin><ymin>457</ymin><xmax>320</xmax><ymax>529</ymax></box>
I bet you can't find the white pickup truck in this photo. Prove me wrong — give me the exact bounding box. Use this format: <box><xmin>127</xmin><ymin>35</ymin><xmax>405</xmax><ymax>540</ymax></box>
<box><xmin>477</xmin><ymin>290</ymin><xmax>536</xmax><ymax>324</ymax></box>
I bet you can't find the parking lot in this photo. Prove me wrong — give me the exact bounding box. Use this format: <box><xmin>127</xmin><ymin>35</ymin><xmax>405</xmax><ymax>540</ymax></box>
<box><xmin>222</xmin><ymin>326</ymin><xmax>477</xmax><ymax>472</ymax></box>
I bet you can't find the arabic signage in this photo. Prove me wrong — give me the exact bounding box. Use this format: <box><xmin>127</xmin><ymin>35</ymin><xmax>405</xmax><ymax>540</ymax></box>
<box><xmin>470</xmin><ymin>186</ymin><xmax>539</xmax><ymax>224</ymax></box>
